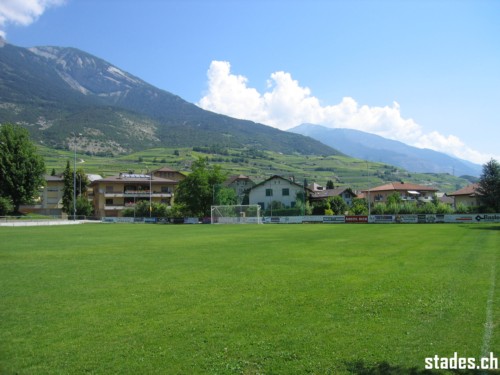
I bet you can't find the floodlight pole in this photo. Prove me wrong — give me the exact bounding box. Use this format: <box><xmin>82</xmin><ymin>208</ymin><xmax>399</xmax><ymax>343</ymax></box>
<box><xmin>73</xmin><ymin>133</ymin><xmax>77</xmax><ymax>221</ymax></box>
<box><xmin>149</xmin><ymin>169</ymin><xmax>152</xmax><ymax>218</ymax></box>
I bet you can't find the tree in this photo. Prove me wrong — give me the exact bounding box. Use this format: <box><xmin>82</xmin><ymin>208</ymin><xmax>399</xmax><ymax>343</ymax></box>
<box><xmin>477</xmin><ymin>159</ymin><xmax>500</xmax><ymax>212</ymax></box>
<box><xmin>329</xmin><ymin>195</ymin><xmax>348</xmax><ymax>215</ymax></box>
<box><xmin>76</xmin><ymin>197</ymin><xmax>93</xmax><ymax>217</ymax></box>
<box><xmin>176</xmin><ymin>157</ymin><xmax>227</xmax><ymax>217</ymax></box>
<box><xmin>326</xmin><ymin>180</ymin><xmax>334</xmax><ymax>189</ymax></box>
<box><xmin>75</xmin><ymin>168</ymin><xmax>90</xmax><ymax>197</ymax></box>
<box><xmin>0</xmin><ymin>124</ymin><xmax>46</xmax><ymax>213</ymax></box>
<box><xmin>62</xmin><ymin>160</ymin><xmax>74</xmax><ymax>215</ymax></box>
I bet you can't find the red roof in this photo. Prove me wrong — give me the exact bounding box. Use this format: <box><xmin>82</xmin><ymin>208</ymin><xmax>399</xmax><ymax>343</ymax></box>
<box><xmin>367</xmin><ymin>182</ymin><xmax>438</xmax><ymax>192</ymax></box>
<box><xmin>447</xmin><ymin>183</ymin><xmax>479</xmax><ymax>197</ymax></box>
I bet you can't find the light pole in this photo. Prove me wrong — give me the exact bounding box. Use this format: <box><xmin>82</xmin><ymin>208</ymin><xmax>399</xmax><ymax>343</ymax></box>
<box><xmin>73</xmin><ymin>134</ymin><xmax>77</xmax><ymax>220</ymax></box>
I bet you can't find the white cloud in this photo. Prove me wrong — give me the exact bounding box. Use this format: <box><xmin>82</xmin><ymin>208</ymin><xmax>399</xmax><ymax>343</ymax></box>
<box><xmin>0</xmin><ymin>0</ymin><xmax>66</xmax><ymax>38</ymax></box>
<box><xmin>198</xmin><ymin>60</ymin><xmax>497</xmax><ymax>164</ymax></box>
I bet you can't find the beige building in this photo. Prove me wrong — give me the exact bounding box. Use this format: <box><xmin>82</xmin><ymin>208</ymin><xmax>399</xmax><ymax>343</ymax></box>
<box><xmin>20</xmin><ymin>175</ymin><xmax>65</xmax><ymax>216</ymax></box>
<box><xmin>447</xmin><ymin>183</ymin><xmax>480</xmax><ymax>209</ymax></box>
<box><xmin>90</xmin><ymin>173</ymin><xmax>178</xmax><ymax>218</ymax></box>
<box><xmin>225</xmin><ymin>174</ymin><xmax>255</xmax><ymax>204</ymax></box>
<box><xmin>152</xmin><ymin>166</ymin><xmax>186</xmax><ymax>182</ymax></box>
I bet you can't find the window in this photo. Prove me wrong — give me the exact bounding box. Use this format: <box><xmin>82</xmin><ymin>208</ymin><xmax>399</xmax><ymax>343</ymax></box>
<box><xmin>282</xmin><ymin>188</ymin><xmax>290</xmax><ymax>196</ymax></box>
<box><xmin>105</xmin><ymin>185</ymin><xmax>114</xmax><ymax>193</ymax></box>
<box><xmin>265</xmin><ymin>188</ymin><xmax>273</xmax><ymax>197</ymax></box>
<box><xmin>105</xmin><ymin>199</ymin><xmax>113</xmax><ymax>205</ymax></box>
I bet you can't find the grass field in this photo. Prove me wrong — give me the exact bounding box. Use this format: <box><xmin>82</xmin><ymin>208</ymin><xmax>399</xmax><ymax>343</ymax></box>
<box><xmin>0</xmin><ymin>224</ymin><xmax>498</xmax><ymax>374</ymax></box>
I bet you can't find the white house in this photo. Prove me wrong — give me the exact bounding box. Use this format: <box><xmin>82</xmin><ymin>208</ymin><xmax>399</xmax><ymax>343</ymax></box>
<box><xmin>249</xmin><ymin>175</ymin><xmax>307</xmax><ymax>210</ymax></box>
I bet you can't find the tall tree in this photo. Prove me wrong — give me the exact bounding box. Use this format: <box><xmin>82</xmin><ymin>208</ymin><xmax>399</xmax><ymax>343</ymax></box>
<box><xmin>176</xmin><ymin>157</ymin><xmax>227</xmax><ymax>217</ymax></box>
<box><xmin>477</xmin><ymin>159</ymin><xmax>500</xmax><ymax>212</ymax></box>
<box><xmin>62</xmin><ymin>160</ymin><xmax>74</xmax><ymax>215</ymax></box>
<box><xmin>0</xmin><ymin>124</ymin><xmax>45</xmax><ymax>213</ymax></box>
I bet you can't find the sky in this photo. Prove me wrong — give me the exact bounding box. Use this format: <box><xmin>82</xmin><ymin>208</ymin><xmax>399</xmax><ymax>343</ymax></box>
<box><xmin>1</xmin><ymin>0</ymin><xmax>499</xmax><ymax>165</ymax></box>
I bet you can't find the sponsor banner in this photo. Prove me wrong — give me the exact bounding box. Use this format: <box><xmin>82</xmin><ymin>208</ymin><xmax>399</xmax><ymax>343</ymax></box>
<box><xmin>102</xmin><ymin>217</ymin><xmax>134</xmax><ymax>223</ymax></box>
<box><xmin>265</xmin><ymin>216</ymin><xmax>303</xmax><ymax>224</ymax></box>
<box><xmin>302</xmin><ymin>216</ymin><xmax>324</xmax><ymax>223</ymax></box>
<box><xmin>322</xmin><ymin>216</ymin><xmax>345</xmax><ymax>224</ymax></box>
<box><xmin>370</xmin><ymin>215</ymin><xmax>394</xmax><ymax>223</ymax></box>
<box><xmin>444</xmin><ymin>214</ymin><xmax>500</xmax><ymax>223</ymax></box>
<box><xmin>474</xmin><ymin>214</ymin><xmax>500</xmax><ymax>223</ymax></box>
<box><xmin>345</xmin><ymin>215</ymin><xmax>369</xmax><ymax>223</ymax></box>
<box><xmin>144</xmin><ymin>217</ymin><xmax>157</xmax><ymax>223</ymax></box>
<box><xmin>184</xmin><ymin>217</ymin><xmax>199</xmax><ymax>224</ymax></box>
<box><xmin>395</xmin><ymin>215</ymin><xmax>419</xmax><ymax>223</ymax></box>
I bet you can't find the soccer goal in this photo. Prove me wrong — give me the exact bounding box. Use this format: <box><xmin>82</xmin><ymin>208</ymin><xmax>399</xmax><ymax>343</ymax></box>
<box><xmin>211</xmin><ymin>204</ymin><xmax>262</xmax><ymax>224</ymax></box>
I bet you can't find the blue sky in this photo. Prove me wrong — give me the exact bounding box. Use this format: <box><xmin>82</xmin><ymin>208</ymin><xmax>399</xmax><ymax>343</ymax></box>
<box><xmin>1</xmin><ymin>0</ymin><xmax>499</xmax><ymax>165</ymax></box>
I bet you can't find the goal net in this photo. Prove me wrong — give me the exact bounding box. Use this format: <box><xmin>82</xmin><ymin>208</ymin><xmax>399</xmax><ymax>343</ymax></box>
<box><xmin>211</xmin><ymin>204</ymin><xmax>262</xmax><ymax>224</ymax></box>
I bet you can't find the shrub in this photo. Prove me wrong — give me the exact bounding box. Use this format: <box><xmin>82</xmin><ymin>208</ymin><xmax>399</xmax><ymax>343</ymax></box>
<box><xmin>0</xmin><ymin>197</ymin><xmax>14</xmax><ymax>216</ymax></box>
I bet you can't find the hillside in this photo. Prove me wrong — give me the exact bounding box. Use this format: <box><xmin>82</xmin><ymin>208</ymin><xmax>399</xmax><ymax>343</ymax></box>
<box><xmin>39</xmin><ymin>145</ymin><xmax>473</xmax><ymax>193</ymax></box>
<box><xmin>289</xmin><ymin>123</ymin><xmax>482</xmax><ymax>177</ymax></box>
<box><xmin>0</xmin><ymin>40</ymin><xmax>338</xmax><ymax>156</ymax></box>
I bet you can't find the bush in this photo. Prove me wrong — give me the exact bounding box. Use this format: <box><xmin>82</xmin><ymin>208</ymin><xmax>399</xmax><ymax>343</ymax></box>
<box><xmin>0</xmin><ymin>197</ymin><xmax>14</xmax><ymax>216</ymax></box>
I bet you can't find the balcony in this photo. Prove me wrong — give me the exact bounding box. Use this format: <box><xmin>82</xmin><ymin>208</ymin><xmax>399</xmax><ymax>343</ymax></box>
<box><xmin>104</xmin><ymin>190</ymin><xmax>172</xmax><ymax>198</ymax></box>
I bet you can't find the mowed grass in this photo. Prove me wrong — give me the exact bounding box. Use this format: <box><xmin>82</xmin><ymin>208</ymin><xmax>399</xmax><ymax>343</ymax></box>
<box><xmin>0</xmin><ymin>224</ymin><xmax>498</xmax><ymax>374</ymax></box>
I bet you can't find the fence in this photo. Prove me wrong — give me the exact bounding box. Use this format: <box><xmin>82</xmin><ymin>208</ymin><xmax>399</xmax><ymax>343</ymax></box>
<box><xmin>99</xmin><ymin>214</ymin><xmax>500</xmax><ymax>225</ymax></box>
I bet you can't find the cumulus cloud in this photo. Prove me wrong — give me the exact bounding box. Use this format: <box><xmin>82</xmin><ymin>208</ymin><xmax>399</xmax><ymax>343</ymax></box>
<box><xmin>0</xmin><ymin>0</ymin><xmax>66</xmax><ymax>38</ymax></box>
<box><xmin>198</xmin><ymin>60</ymin><xmax>496</xmax><ymax>164</ymax></box>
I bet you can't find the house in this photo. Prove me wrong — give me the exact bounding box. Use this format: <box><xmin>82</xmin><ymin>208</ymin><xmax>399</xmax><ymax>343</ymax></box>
<box><xmin>364</xmin><ymin>181</ymin><xmax>438</xmax><ymax>204</ymax></box>
<box><xmin>447</xmin><ymin>183</ymin><xmax>480</xmax><ymax>209</ymax></box>
<box><xmin>20</xmin><ymin>175</ymin><xmax>65</xmax><ymax>216</ymax></box>
<box><xmin>152</xmin><ymin>166</ymin><xmax>186</xmax><ymax>182</ymax></box>
<box><xmin>225</xmin><ymin>174</ymin><xmax>255</xmax><ymax>204</ymax></box>
<box><xmin>309</xmin><ymin>187</ymin><xmax>357</xmax><ymax>206</ymax></box>
<box><xmin>89</xmin><ymin>173</ymin><xmax>178</xmax><ymax>218</ymax></box>
<box><xmin>249</xmin><ymin>175</ymin><xmax>308</xmax><ymax>210</ymax></box>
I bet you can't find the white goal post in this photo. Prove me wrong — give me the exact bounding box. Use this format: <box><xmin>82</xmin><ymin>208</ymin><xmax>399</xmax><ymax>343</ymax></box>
<box><xmin>211</xmin><ymin>204</ymin><xmax>262</xmax><ymax>224</ymax></box>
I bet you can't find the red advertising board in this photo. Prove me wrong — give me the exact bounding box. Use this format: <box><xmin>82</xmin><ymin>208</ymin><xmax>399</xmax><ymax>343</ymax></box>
<box><xmin>345</xmin><ymin>215</ymin><xmax>368</xmax><ymax>223</ymax></box>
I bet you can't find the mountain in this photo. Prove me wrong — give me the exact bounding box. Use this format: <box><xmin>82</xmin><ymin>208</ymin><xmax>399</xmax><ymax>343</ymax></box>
<box><xmin>0</xmin><ymin>39</ymin><xmax>339</xmax><ymax>156</ymax></box>
<box><xmin>289</xmin><ymin>123</ymin><xmax>482</xmax><ymax>177</ymax></box>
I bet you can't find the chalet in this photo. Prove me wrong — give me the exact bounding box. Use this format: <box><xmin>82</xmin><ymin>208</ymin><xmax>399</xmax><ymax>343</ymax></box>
<box><xmin>152</xmin><ymin>166</ymin><xmax>186</xmax><ymax>182</ymax></box>
<box><xmin>249</xmin><ymin>175</ymin><xmax>308</xmax><ymax>210</ymax></box>
<box><xmin>365</xmin><ymin>181</ymin><xmax>438</xmax><ymax>204</ymax></box>
<box><xmin>447</xmin><ymin>183</ymin><xmax>480</xmax><ymax>209</ymax></box>
<box><xmin>225</xmin><ymin>174</ymin><xmax>255</xmax><ymax>204</ymax></box>
<box><xmin>309</xmin><ymin>187</ymin><xmax>357</xmax><ymax>206</ymax></box>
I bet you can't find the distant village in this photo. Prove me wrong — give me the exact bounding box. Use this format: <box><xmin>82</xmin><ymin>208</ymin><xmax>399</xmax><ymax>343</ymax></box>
<box><xmin>22</xmin><ymin>165</ymin><xmax>481</xmax><ymax>220</ymax></box>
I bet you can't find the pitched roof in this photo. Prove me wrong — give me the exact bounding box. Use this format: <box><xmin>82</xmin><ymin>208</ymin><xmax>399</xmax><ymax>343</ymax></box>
<box><xmin>311</xmin><ymin>187</ymin><xmax>356</xmax><ymax>199</ymax></box>
<box><xmin>447</xmin><ymin>183</ymin><xmax>479</xmax><ymax>197</ymax></box>
<box><xmin>367</xmin><ymin>182</ymin><xmax>438</xmax><ymax>192</ymax></box>
<box><xmin>226</xmin><ymin>174</ymin><xmax>254</xmax><ymax>185</ymax></box>
<box><xmin>250</xmin><ymin>175</ymin><xmax>311</xmax><ymax>191</ymax></box>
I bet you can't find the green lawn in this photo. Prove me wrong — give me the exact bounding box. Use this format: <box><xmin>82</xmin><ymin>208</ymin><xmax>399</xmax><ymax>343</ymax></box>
<box><xmin>0</xmin><ymin>224</ymin><xmax>498</xmax><ymax>374</ymax></box>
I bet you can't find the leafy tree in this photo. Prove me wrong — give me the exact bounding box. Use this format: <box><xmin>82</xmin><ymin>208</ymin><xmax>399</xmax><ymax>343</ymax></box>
<box><xmin>215</xmin><ymin>187</ymin><xmax>237</xmax><ymax>205</ymax></box>
<box><xmin>329</xmin><ymin>195</ymin><xmax>348</xmax><ymax>215</ymax></box>
<box><xmin>0</xmin><ymin>124</ymin><xmax>46</xmax><ymax>213</ymax></box>
<box><xmin>0</xmin><ymin>197</ymin><xmax>14</xmax><ymax>216</ymax></box>
<box><xmin>62</xmin><ymin>160</ymin><xmax>74</xmax><ymax>215</ymax></box>
<box><xmin>350</xmin><ymin>198</ymin><xmax>368</xmax><ymax>215</ymax></box>
<box><xmin>386</xmin><ymin>192</ymin><xmax>402</xmax><ymax>205</ymax></box>
<box><xmin>326</xmin><ymin>180</ymin><xmax>334</xmax><ymax>189</ymax></box>
<box><xmin>477</xmin><ymin>159</ymin><xmax>500</xmax><ymax>212</ymax></box>
<box><xmin>51</xmin><ymin>168</ymin><xmax>57</xmax><ymax>176</ymax></box>
<box><xmin>76</xmin><ymin>197</ymin><xmax>93</xmax><ymax>217</ymax></box>
<box><xmin>176</xmin><ymin>157</ymin><xmax>227</xmax><ymax>217</ymax></box>
<box><xmin>75</xmin><ymin>168</ymin><xmax>90</xmax><ymax>197</ymax></box>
